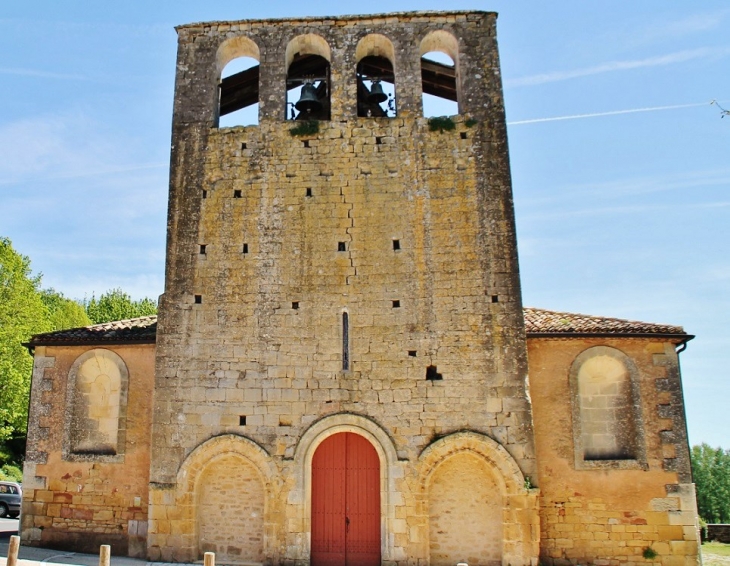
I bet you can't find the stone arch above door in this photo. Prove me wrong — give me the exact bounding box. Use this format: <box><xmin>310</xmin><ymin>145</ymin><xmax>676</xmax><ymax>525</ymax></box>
<box><xmin>418</xmin><ymin>431</ymin><xmax>540</xmax><ymax>566</ymax></box>
<box><xmin>288</xmin><ymin>414</ymin><xmax>404</xmax><ymax>563</ymax></box>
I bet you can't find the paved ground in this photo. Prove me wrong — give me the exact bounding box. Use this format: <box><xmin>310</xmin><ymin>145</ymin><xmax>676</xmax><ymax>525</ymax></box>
<box><xmin>0</xmin><ymin>520</ymin><xmax>195</xmax><ymax>566</ymax></box>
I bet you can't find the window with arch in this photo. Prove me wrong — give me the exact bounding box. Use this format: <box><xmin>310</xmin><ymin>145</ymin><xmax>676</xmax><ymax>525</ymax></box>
<box><xmin>420</xmin><ymin>31</ymin><xmax>459</xmax><ymax>117</ymax></box>
<box><xmin>570</xmin><ymin>346</ymin><xmax>646</xmax><ymax>469</ymax></box>
<box><xmin>216</xmin><ymin>36</ymin><xmax>261</xmax><ymax>127</ymax></box>
<box><xmin>355</xmin><ymin>34</ymin><xmax>396</xmax><ymax>117</ymax></box>
<box><xmin>285</xmin><ymin>35</ymin><xmax>331</xmax><ymax>121</ymax></box>
<box><xmin>65</xmin><ymin>349</ymin><xmax>129</xmax><ymax>460</ymax></box>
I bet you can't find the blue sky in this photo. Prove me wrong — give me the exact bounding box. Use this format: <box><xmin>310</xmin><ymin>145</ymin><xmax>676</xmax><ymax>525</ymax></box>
<box><xmin>1</xmin><ymin>1</ymin><xmax>728</xmax><ymax>447</ymax></box>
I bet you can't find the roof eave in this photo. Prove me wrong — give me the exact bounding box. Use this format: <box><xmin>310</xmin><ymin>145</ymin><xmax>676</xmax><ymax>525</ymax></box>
<box><xmin>526</xmin><ymin>332</ymin><xmax>694</xmax><ymax>345</ymax></box>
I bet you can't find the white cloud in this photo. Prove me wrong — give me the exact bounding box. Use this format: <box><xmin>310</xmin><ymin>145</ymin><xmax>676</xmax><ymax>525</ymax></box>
<box><xmin>0</xmin><ymin>67</ymin><xmax>91</xmax><ymax>81</ymax></box>
<box><xmin>505</xmin><ymin>47</ymin><xmax>730</xmax><ymax>88</ymax></box>
<box><xmin>508</xmin><ymin>101</ymin><xmax>713</xmax><ymax>125</ymax></box>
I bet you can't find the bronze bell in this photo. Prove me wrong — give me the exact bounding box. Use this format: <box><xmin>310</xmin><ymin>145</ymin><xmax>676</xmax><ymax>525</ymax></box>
<box><xmin>295</xmin><ymin>82</ymin><xmax>323</xmax><ymax>113</ymax></box>
<box><xmin>367</xmin><ymin>80</ymin><xmax>388</xmax><ymax>104</ymax></box>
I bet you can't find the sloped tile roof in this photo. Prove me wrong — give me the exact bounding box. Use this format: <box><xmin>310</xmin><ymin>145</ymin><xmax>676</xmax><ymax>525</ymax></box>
<box><xmin>27</xmin><ymin>316</ymin><xmax>157</xmax><ymax>346</ymax></box>
<box><xmin>523</xmin><ymin>307</ymin><xmax>687</xmax><ymax>337</ymax></box>
<box><xmin>27</xmin><ymin>309</ymin><xmax>690</xmax><ymax>347</ymax></box>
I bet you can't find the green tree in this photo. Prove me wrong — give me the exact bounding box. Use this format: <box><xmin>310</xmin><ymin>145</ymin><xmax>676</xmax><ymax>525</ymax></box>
<box><xmin>692</xmin><ymin>443</ymin><xmax>730</xmax><ymax>523</ymax></box>
<box><xmin>84</xmin><ymin>288</ymin><xmax>157</xmax><ymax>324</ymax></box>
<box><xmin>0</xmin><ymin>237</ymin><xmax>50</xmax><ymax>441</ymax></box>
<box><xmin>40</xmin><ymin>288</ymin><xmax>91</xmax><ymax>330</ymax></box>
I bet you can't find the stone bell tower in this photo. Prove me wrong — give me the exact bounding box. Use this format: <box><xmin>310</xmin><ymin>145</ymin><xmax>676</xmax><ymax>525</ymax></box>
<box><xmin>149</xmin><ymin>11</ymin><xmax>540</xmax><ymax>565</ymax></box>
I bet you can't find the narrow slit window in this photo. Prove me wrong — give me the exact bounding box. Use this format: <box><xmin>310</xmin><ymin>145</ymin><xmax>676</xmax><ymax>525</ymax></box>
<box><xmin>199</xmin><ymin>245</ymin><xmax>207</xmax><ymax>255</ymax></box>
<box><xmin>338</xmin><ymin>242</ymin><xmax>346</xmax><ymax>252</ymax></box>
<box><xmin>239</xmin><ymin>415</ymin><xmax>247</xmax><ymax>426</ymax></box>
<box><xmin>342</xmin><ymin>312</ymin><xmax>349</xmax><ymax>371</ymax></box>
<box><xmin>392</xmin><ymin>239</ymin><xmax>400</xmax><ymax>251</ymax></box>
<box><xmin>202</xmin><ymin>190</ymin><xmax>208</xmax><ymax>199</ymax></box>
<box><xmin>306</xmin><ymin>188</ymin><xmax>312</xmax><ymax>197</ymax></box>
<box><xmin>243</xmin><ymin>243</ymin><xmax>249</xmax><ymax>254</ymax></box>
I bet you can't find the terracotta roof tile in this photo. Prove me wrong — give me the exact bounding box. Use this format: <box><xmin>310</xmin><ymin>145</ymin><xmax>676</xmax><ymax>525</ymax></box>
<box><xmin>523</xmin><ymin>307</ymin><xmax>687</xmax><ymax>337</ymax></box>
<box><xmin>28</xmin><ymin>316</ymin><xmax>157</xmax><ymax>346</ymax></box>
<box><xmin>27</xmin><ymin>309</ymin><xmax>689</xmax><ymax>346</ymax></box>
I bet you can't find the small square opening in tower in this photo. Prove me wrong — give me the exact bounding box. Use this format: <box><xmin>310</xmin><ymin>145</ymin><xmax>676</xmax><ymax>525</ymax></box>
<box><xmin>194</xmin><ymin>295</ymin><xmax>202</xmax><ymax>304</ymax></box>
<box><xmin>491</xmin><ymin>295</ymin><xmax>499</xmax><ymax>303</ymax></box>
<box><xmin>233</xmin><ymin>189</ymin><xmax>242</xmax><ymax>198</ymax></box>
<box><xmin>338</xmin><ymin>242</ymin><xmax>346</xmax><ymax>252</ymax></box>
<box><xmin>306</xmin><ymin>188</ymin><xmax>312</xmax><ymax>197</ymax></box>
<box><xmin>241</xmin><ymin>142</ymin><xmax>247</xmax><ymax>150</ymax></box>
<box><xmin>393</xmin><ymin>239</ymin><xmax>400</xmax><ymax>251</ymax></box>
<box><xmin>408</xmin><ymin>350</ymin><xmax>417</xmax><ymax>357</ymax></box>
<box><xmin>292</xmin><ymin>301</ymin><xmax>299</xmax><ymax>310</ymax></box>
<box><xmin>239</xmin><ymin>415</ymin><xmax>246</xmax><ymax>426</ymax></box>
<box><xmin>392</xmin><ymin>300</ymin><xmax>400</xmax><ymax>308</ymax></box>
<box><xmin>199</xmin><ymin>244</ymin><xmax>207</xmax><ymax>255</ymax></box>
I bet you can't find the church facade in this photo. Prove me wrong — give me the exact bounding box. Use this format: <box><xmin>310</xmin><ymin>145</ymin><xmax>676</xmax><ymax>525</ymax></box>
<box><xmin>21</xmin><ymin>11</ymin><xmax>700</xmax><ymax>566</ymax></box>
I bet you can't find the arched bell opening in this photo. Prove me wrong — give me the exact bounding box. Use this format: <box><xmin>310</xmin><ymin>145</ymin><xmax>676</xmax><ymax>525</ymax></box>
<box><xmin>421</xmin><ymin>51</ymin><xmax>458</xmax><ymax>117</ymax></box>
<box><xmin>286</xmin><ymin>54</ymin><xmax>331</xmax><ymax>121</ymax></box>
<box><xmin>420</xmin><ymin>30</ymin><xmax>460</xmax><ymax>118</ymax></box>
<box><xmin>356</xmin><ymin>56</ymin><xmax>396</xmax><ymax>118</ymax></box>
<box><xmin>216</xmin><ymin>36</ymin><xmax>261</xmax><ymax>127</ymax></box>
<box><xmin>219</xmin><ymin>57</ymin><xmax>260</xmax><ymax>127</ymax></box>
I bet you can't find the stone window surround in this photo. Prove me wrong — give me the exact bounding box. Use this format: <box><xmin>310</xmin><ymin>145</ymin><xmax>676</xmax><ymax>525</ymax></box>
<box><xmin>62</xmin><ymin>348</ymin><xmax>129</xmax><ymax>463</ymax></box>
<box><xmin>569</xmin><ymin>345</ymin><xmax>648</xmax><ymax>471</ymax></box>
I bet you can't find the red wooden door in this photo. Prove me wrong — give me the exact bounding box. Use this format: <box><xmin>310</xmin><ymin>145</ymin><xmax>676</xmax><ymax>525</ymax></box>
<box><xmin>311</xmin><ymin>432</ymin><xmax>380</xmax><ymax>566</ymax></box>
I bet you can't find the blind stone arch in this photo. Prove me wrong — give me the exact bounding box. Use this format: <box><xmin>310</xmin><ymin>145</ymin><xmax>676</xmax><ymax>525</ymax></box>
<box><xmin>64</xmin><ymin>348</ymin><xmax>129</xmax><ymax>461</ymax></box>
<box><xmin>570</xmin><ymin>346</ymin><xmax>647</xmax><ymax>469</ymax></box>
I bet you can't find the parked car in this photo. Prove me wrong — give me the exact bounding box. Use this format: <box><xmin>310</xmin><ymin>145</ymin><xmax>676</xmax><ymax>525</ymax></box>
<box><xmin>0</xmin><ymin>481</ymin><xmax>21</xmax><ymax>518</ymax></box>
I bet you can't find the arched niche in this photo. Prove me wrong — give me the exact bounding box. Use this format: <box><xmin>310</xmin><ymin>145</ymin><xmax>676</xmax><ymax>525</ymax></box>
<box><xmin>570</xmin><ymin>346</ymin><xmax>646</xmax><ymax>469</ymax></box>
<box><xmin>176</xmin><ymin>434</ymin><xmax>276</xmax><ymax>562</ymax></box>
<box><xmin>285</xmin><ymin>34</ymin><xmax>332</xmax><ymax>121</ymax></box>
<box><xmin>64</xmin><ymin>348</ymin><xmax>129</xmax><ymax>461</ymax></box>
<box><xmin>418</xmin><ymin>431</ymin><xmax>540</xmax><ymax>566</ymax></box>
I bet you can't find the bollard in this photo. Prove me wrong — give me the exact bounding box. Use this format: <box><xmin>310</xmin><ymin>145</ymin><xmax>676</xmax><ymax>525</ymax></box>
<box><xmin>99</xmin><ymin>545</ymin><xmax>111</xmax><ymax>566</ymax></box>
<box><xmin>204</xmin><ymin>552</ymin><xmax>215</xmax><ymax>566</ymax></box>
<box><xmin>6</xmin><ymin>535</ymin><xmax>20</xmax><ymax>566</ymax></box>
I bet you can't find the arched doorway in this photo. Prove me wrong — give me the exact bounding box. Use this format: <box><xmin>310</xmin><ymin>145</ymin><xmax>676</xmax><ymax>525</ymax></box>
<box><xmin>311</xmin><ymin>432</ymin><xmax>380</xmax><ymax>566</ymax></box>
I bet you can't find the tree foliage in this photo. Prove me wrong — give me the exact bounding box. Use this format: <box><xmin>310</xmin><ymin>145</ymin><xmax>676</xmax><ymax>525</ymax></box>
<box><xmin>0</xmin><ymin>238</ymin><xmax>50</xmax><ymax>442</ymax></box>
<box><xmin>692</xmin><ymin>443</ymin><xmax>730</xmax><ymax>523</ymax></box>
<box><xmin>84</xmin><ymin>288</ymin><xmax>157</xmax><ymax>324</ymax></box>
<box><xmin>41</xmin><ymin>288</ymin><xmax>91</xmax><ymax>330</ymax></box>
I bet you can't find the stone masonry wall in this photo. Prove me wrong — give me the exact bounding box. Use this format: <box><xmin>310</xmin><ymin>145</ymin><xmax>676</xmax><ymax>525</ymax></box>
<box><xmin>21</xmin><ymin>344</ymin><xmax>155</xmax><ymax>557</ymax></box>
<box><xmin>151</xmin><ymin>11</ymin><xmax>535</xmax><ymax>563</ymax></box>
<box><xmin>528</xmin><ymin>337</ymin><xmax>699</xmax><ymax>566</ymax></box>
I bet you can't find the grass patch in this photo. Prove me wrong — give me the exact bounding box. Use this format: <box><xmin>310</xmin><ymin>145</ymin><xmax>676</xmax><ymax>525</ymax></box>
<box><xmin>427</xmin><ymin>116</ymin><xmax>456</xmax><ymax>132</ymax></box>
<box><xmin>703</xmin><ymin>542</ymin><xmax>730</xmax><ymax>557</ymax></box>
<box><xmin>289</xmin><ymin>120</ymin><xmax>319</xmax><ymax>137</ymax></box>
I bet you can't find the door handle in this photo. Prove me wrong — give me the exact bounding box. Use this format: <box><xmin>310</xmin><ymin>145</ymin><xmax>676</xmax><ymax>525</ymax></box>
<box><xmin>345</xmin><ymin>516</ymin><xmax>350</xmax><ymax>534</ymax></box>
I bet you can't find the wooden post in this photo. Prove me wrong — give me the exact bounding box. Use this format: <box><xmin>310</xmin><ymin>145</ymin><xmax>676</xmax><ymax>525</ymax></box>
<box><xmin>204</xmin><ymin>551</ymin><xmax>215</xmax><ymax>566</ymax></box>
<box><xmin>99</xmin><ymin>544</ymin><xmax>111</xmax><ymax>566</ymax></box>
<box><xmin>6</xmin><ymin>535</ymin><xmax>20</xmax><ymax>566</ymax></box>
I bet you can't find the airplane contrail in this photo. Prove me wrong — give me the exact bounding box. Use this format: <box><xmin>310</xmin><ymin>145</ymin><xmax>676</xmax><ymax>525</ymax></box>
<box><xmin>507</xmin><ymin>101</ymin><xmax>715</xmax><ymax>125</ymax></box>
